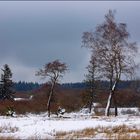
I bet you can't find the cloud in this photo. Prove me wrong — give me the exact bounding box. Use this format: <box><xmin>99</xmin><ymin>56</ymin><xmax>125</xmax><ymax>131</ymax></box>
<box><xmin>0</xmin><ymin>50</ymin><xmax>90</xmax><ymax>83</ymax></box>
<box><xmin>62</xmin><ymin>51</ymin><xmax>91</xmax><ymax>83</ymax></box>
<box><xmin>0</xmin><ymin>57</ymin><xmax>40</xmax><ymax>83</ymax></box>
<box><xmin>0</xmin><ymin>1</ymin><xmax>140</xmax><ymax>82</ymax></box>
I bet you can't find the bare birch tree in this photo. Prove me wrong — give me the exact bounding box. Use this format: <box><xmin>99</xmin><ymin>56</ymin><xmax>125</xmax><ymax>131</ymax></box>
<box><xmin>82</xmin><ymin>10</ymin><xmax>138</xmax><ymax>116</ymax></box>
<box><xmin>36</xmin><ymin>60</ymin><xmax>67</xmax><ymax>117</ymax></box>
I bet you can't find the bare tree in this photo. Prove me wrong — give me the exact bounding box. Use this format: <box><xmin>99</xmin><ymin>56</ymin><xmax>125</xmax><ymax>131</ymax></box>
<box><xmin>36</xmin><ymin>60</ymin><xmax>67</xmax><ymax>117</ymax></box>
<box><xmin>82</xmin><ymin>10</ymin><xmax>138</xmax><ymax>116</ymax></box>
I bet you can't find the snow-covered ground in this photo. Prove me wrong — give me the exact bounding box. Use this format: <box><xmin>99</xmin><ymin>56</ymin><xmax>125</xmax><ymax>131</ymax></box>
<box><xmin>0</xmin><ymin>107</ymin><xmax>140</xmax><ymax>139</ymax></box>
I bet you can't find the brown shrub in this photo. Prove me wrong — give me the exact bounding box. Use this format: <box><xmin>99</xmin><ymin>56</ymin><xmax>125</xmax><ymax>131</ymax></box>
<box><xmin>1</xmin><ymin>85</ymin><xmax>140</xmax><ymax>115</ymax></box>
<box><xmin>56</xmin><ymin>125</ymin><xmax>140</xmax><ymax>139</ymax></box>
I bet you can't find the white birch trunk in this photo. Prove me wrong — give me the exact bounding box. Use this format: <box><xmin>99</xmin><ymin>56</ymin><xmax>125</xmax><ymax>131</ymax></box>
<box><xmin>105</xmin><ymin>81</ymin><xmax>117</xmax><ymax>116</ymax></box>
<box><xmin>105</xmin><ymin>91</ymin><xmax>113</xmax><ymax>116</ymax></box>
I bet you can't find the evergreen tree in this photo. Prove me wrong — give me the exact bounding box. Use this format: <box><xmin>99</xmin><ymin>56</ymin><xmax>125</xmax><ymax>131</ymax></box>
<box><xmin>84</xmin><ymin>55</ymin><xmax>99</xmax><ymax>113</ymax></box>
<box><xmin>0</xmin><ymin>64</ymin><xmax>15</xmax><ymax>100</ymax></box>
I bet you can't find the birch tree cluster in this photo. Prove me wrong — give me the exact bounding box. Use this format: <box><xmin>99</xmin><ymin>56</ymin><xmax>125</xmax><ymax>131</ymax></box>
<box><xmin>82</xmin><ymin>10</ymin><xmax>138</xmax><ymax>116</ymax></box>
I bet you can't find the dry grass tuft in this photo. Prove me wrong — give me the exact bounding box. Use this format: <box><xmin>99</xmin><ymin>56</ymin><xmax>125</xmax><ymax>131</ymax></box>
<box><xmin>0</xmin><ymin>136</ymin><xmax>16</xmax><ymax>140</ymax></box>
<box><xmin>56</xmin><ymin>125</ymin><xmax>140</xmax><ymax>139</ymax></box>
<box><xmin>115</xmin><ymin>134</ymin><xmax>140</xmax><ymax>139</ymax></box>
<box><xmin>0</xmin><ymin>125</ymin><xmax>19</xmax><ymax>133</ymax></box>
<box><xmin>56</xmin><ymin>128</ymin><xmax>97</xmax><ymax>139</ymax></box>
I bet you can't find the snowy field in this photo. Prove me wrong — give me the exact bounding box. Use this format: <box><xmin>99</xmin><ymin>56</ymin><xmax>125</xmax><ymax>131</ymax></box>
<box><xmin>0</xmin><ymin>108</ymin><xmax>140</xmax><ymax>139</ymax></box>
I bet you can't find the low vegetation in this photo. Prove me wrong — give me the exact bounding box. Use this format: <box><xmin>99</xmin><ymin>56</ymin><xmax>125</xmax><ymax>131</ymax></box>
<box><xmin>0</xmin><ymin>125</ymin><xmax>51</xmax><ymax>139</ymax></box>
<box><xmin>0</xmin><ymin>85</ymin><xmax>140</xmax><ymax>116</ymax></box>
<box><xmin>0</xmin><ymin>123</ymin><xmax>139</xmax><ymax>139</ymax></box>
<box><xmin>0</xmin><ymin>136</ymin><xmax>16</xmax><ymax>140</ymax></box>
<box><xmin>0</xmin><ymin>125</ymin><xmax>18</xmax><ymax>134</ymax></box>
<box><xmin>56</xmin><ymin>125</ymin><xmax>140</xmax><ymax>139</ymax></box>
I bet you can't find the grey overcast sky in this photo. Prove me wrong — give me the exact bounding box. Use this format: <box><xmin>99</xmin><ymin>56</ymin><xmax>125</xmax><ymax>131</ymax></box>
<box><xmin>0</xmin><ymin>1</ymin><xmax>140</xmax><ymax>83</ymax></box>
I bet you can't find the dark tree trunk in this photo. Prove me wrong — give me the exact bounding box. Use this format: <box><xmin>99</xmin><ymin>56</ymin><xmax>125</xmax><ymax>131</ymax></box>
<box><xmin>89</xmin><ymin>102</ymin><xmax>92</xmax><ymax>113</ymax></box>
<box><xmin>89</xmin><ymin>98</ymin><xmax>92</xmax><ymax>113</ymax></box>
<box><xmin>89</xmin><ymin>89</ymin><xmax>94</xmax><ymax>113</ymax></box>
<box><xmin>47</xmin><ymin>94</ymin><xmax>51</xmax><ymax>117</ymax></box>
<box><xmin>47</xmin><ymin>82</ymin><xmax>55</xmax><ymax>117</ymax></box>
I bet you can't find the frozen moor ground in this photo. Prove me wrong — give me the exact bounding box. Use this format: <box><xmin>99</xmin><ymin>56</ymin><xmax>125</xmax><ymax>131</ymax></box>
<box><xmin>0</xmin><ymin>107</ymin><xmax>140</xmax><ymax>139</ymax></box>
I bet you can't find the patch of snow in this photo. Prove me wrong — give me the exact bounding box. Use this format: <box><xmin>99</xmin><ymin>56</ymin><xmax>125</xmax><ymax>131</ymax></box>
<box><xmin>29</xmin><ymin>95</ymin><xmax>33</xmax><ymax>100</ymax></box>
<box><xmin>0</xmin><ymin>107</ymin><xmax>140</xmax><ymax>139</ymax></box>
<box><xmin>14</xmin><ymin>98</ymin><xmax>24</xmax><ymax>101</ymax></box>
<box><xmin>14</xmin><ymin>96</ymin><xmax>33</xmax><ymax>101</ymax></box>
<box><xmin>93</xmin><ymin>102</ymin><xmax>102</xmax><ymax>107</ymax></box>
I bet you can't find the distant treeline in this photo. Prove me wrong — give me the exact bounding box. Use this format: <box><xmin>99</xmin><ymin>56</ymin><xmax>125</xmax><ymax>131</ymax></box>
<box><xmin>61</xmin><ymin>80</ymin><xmax>140</xmax><ymax>92</ymax></box>
<box><xmin>13</xmin><ymin>81</ymin><xmax>41</xmax><ymax>92</ymax></box>
<box><xmin>13</xmin><ymin>80</ymin><xmax>140</xmax><ymax>92</ymax></box>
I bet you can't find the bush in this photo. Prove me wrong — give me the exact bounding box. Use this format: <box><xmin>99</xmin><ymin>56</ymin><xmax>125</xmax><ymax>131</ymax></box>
<box><xmin>121</xmin><ymin>109</ymin><xmax>136</xmax><ymax>115</ymax></box>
